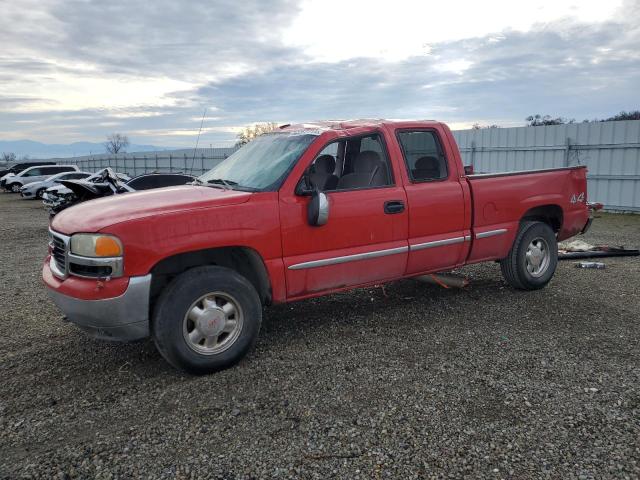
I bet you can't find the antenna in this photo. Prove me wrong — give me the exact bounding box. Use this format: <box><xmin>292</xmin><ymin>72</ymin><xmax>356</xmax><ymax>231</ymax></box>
<box><xmin>189</xmin><ymin>108</ymin><xmax>207</xmax><ymax>176</ymax></box>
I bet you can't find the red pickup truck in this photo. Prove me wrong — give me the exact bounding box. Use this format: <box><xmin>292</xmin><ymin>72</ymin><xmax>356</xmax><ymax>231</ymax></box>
<box><xmin>44</xmin><ymin>120</ymin><xmax>591</xmax><ymax>373</ymax></box>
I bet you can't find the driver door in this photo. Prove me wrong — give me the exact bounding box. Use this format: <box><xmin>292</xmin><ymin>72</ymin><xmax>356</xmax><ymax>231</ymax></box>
<box><xmin>279</xmin><ymin>132</ymin><xmax>409</xmax><ymax>299</ymax></box>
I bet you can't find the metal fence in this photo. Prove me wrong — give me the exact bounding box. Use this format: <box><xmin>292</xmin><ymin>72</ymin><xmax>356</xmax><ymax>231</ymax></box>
<box><xmin>66</xmin><ymin>147</ymin><xmax>238</xmax><ymax>177</ymax></box>
<box><xmin>452</xmin><ymin>120</ymin><xmax>640</xmax><ymax>212</ymax></box>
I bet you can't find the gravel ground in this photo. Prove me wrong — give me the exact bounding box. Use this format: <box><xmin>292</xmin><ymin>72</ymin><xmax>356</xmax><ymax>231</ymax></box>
<box><xmin>0</xmin><ymin>193</ymin><xmax>639</xmax><ymax>479</ymax></box>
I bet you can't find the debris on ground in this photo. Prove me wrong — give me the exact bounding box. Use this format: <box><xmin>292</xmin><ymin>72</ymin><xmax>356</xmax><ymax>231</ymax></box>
<box><xmin>575</xmin><ymin>261</ymin><xmax>606</xmax><ymax>269</ymax></box>
<box><xmin>559</xmin><ymin>240</ymin><xmax>639</xmax><ymax>260</ymax></box>
<box><xmin>417</xmin><ymin>273</ymin><xmax>469</xmax><ymax>288</ymax></box>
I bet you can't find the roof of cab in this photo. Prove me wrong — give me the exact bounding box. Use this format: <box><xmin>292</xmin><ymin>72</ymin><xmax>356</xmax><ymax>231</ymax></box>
<box><xmin>277</xmin><ymin>119</ymin><xmax>441</xmax><ymax>133</ymax></box>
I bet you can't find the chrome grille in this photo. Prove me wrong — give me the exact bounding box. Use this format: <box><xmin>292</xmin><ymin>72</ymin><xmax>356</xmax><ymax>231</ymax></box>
<box><xmin>49</xmin><ymin>230</ymin><xmax>68</xmax><ymax>277</ymax></box>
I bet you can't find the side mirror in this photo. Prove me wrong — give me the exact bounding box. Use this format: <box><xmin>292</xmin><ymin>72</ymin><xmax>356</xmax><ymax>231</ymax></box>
<box><xmin>464</xmin><ymin>165</ymin><xmax>474</xmax><ymax>175</ymax></box>
<box><xmin>307</xmin><ymin>189</ymin><xmax>329</xmax><ymax>226</ymax></box>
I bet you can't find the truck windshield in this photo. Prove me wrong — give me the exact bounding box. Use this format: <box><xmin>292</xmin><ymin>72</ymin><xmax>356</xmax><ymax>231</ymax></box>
<box><xmin>198</xmin><ymin>132</ymin><xmax>317</xmax><ymax>191</ymax></box>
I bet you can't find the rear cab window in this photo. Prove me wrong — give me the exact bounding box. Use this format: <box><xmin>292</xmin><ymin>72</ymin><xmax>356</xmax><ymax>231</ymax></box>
<box><xmin>396</xmin><ymin>130</ymin><xmax>448</xmax><ymax>182</ymax></box>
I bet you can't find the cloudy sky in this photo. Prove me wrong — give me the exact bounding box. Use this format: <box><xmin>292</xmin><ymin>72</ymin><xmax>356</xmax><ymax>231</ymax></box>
<box><xmin>1</xmin><ymin>0</ymin><xmax>639</xmax><ymax>147</ymax></box>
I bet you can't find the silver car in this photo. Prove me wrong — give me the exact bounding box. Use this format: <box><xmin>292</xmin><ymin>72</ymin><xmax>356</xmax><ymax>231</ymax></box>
<box><xmin>3</xmin><ymin>165</ymin><xmax>79</xmax><ymax>192</ymax></box>
<box><xmin>20</xmin><ymin>171</ymin><xmax>92</xmax><ymax>199</ymax></box>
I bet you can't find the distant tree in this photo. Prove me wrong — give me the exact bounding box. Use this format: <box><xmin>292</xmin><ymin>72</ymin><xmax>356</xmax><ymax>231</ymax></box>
<box><xmin>1</xmin><ymin>152</ymin><xmax>17</xmax><ymax>164</ymax></box>
<box><xmin>604</xmin><ymin>110</ymin><xmax>640</xmax><ymax>121</ymax></box>
<box><xmin>525</xmin><ymin>114</ymin><xmax>575</xmax><ymax>127</ymax></box>
<box><xmin>235</xmin><ymin>122</ymin><xmax>279</xmax><ymax>147</ymax></box>
<box><xmin>104</xmin><ymin>133</ymin><xmax>130</xmax><ymax>154</ymax></box>
<box><xmin>472</xmin><ymin>123</ymin><xmax>500</xmax><ymax>129</ymax></box>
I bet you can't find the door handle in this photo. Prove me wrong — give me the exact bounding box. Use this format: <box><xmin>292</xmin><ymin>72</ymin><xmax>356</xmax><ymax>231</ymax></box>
<box><xmin>384</xmin><ymin>200</ymin><xmax>405</xmax><ymax>214</ymax></box>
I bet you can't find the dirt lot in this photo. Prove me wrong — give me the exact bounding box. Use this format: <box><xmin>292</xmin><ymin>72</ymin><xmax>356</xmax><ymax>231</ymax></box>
<box><xmin>0</xmin><ymin>192</ymin><xmax>639</xmax><ymax>479</ymax></box>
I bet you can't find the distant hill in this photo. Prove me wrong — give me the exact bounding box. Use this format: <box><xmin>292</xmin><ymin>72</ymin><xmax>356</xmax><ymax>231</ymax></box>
<box><xmin>0</xmin><ymin>140</ymin><xmax>174</xmax><ymax>159</ymax></box>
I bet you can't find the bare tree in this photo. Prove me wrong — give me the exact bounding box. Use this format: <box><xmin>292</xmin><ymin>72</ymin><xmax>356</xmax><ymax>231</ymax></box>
<box><xmin>235</xmin><ymin>122</ymin><xmax>279</xmax><ymax>147</ymax></box>
<box><xmin>2</xmin><ymin>152</ymin><xmax>17</xmax><ymax>164</ymax></box>
<box><xmin>104</xmin><ymin>133</ymin><xmax>130</xmax><ymax>154</ymax></box>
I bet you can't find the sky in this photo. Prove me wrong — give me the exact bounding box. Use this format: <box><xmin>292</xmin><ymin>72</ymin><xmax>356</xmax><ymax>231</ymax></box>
<box><xmin>1</xmin><ymin>0</ymin><xmax>639</xmax><ymax>148</ymax></box>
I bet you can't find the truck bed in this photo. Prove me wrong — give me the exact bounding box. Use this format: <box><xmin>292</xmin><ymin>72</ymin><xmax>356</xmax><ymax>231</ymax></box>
<box><xmin>465</xmin><ymin>166</ymin><xmax>589</xmax><ymax>263</ymax></box>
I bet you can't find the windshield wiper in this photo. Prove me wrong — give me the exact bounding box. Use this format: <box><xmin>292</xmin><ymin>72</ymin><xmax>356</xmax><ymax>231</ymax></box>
<box><xmin>191</xmin><ymin>177</ymin><xmax>235</xmax><ymax>190</ymax></box>
<box><xmin>206</xmin><ymin>178</ymin><xmax>237</xmax><ymax>190</ymax></box>
<box><xmin>192</xmin><ymin>177</ymin><xmax>259</xmax><ymax>192</ymax></box>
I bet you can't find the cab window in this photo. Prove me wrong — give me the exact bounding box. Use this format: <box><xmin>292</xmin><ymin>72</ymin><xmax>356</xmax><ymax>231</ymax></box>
<box><xmin>307</xmin><ymin>133</ymin><xmax>393</xmax><ymax>191</ymax></box>
<box><xmin>397</xmin><ymin>130</ymin><xmax>448</xmax><ymax>181</ymax></box>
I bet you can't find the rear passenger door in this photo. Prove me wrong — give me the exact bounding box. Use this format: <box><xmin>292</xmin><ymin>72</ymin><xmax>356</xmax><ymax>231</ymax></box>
<box><xmin>394</xmin><ymin>129</ymin><xmax>468</xmax><ymax>274</ymax></box>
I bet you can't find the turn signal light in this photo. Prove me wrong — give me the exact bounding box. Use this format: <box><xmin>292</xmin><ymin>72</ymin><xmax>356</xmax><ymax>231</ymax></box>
<box><xmin>95</xmin><ymin>236</ymin><xmax>122</xmax><ymax>257</ymax></box>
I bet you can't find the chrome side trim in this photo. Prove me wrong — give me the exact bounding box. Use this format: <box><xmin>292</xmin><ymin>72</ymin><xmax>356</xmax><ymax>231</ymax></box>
<box><xmin>288</xmin><ymin>246</ymin><xmax>408</xmax><ymax>270</ymax></box>
<box><xmin>476</xmin><ymin>228</ymin><xmax>508</xmax><ymax>239</ymax></box>
<box><xmin>410</xmin><ymin>236</ymin><xmax>465</xmax><ymax>251</ymax></box>
<box><xmin>464</xmin><ymin>235</ymin><xmax>472</xmax><ymax>241</ymax></box>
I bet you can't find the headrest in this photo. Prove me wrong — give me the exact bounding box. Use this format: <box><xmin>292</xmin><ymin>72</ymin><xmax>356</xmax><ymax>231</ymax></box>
<box><xmin>354</xmin><ymin>150</ymin><xmax>382</xmax><ymax>173</ymax></box>
<box><xmin>312</xmin><ymin>155</ymin><xmax>336</xmax><ymax>174</ymax></box>
<box><xmin>415</xmin><ymin>156</ymin><xmax>439</xmax><ymax>170</ymax></box>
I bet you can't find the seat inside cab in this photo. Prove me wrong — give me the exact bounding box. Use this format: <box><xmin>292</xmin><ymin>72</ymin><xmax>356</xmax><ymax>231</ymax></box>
<box><xmin>308</xmin><ymin>134</ymin><xmax>393</xmax><ymax>191</ymax></box>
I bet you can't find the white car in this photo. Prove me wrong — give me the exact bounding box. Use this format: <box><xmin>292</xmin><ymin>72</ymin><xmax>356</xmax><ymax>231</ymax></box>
<box><xmin>3</xmin><ymin>165</ymin><xmax>79</xmax><ymax>192</ymax></box>
<box><xmin>19</xmin><ymin>171</ymin><xmax>92</xmax><ymax>199</ymax></box>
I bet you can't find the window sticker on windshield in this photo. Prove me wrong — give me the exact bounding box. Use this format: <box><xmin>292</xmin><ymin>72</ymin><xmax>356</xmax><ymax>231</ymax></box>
<box><xmin>287</xmin><ymin>129</ymin><xmax>322</xmax><ymax>136</ymax></box>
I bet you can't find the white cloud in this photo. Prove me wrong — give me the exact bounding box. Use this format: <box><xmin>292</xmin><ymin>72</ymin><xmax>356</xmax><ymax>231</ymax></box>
<box><xmin>2</xmin><ymin>73</ymin><xmax>196</xmax><ymax>112</ymax></box>
<box><xmin>283</xmin><ymin>0</ymin><xmax>624</xmax><ymax>62</ymax></box>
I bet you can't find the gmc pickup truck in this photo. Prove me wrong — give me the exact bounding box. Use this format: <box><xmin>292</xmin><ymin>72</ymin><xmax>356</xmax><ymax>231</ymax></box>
<box><xmin>43</xmin><ymin>120</ymin><xmax>591</xmax><ymax>374</ymax></box>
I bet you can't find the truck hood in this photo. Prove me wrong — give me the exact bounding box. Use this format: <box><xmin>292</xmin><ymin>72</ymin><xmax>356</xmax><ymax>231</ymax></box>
<box><xmin>51</xmin><ymin>185</ymin><xmax>253</xmax><ymax>234</ymax></box>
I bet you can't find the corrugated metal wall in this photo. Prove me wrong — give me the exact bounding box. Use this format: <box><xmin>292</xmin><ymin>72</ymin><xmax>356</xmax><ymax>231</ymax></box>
<box><xmin>452</xmin><ymin>120</ymin><xmax>640</xmax><ymax>212</ymax></box>
<box><xmin>68</xmin><ymin>147</ymin><xmax>238</xmax><ymax>177</ymax></box>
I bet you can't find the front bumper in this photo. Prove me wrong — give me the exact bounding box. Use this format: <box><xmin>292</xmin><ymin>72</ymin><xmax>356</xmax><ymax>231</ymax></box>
<box><xmin>45</xmin><ymin>259</ymin><xmax>152</xmax><ymax>341</ymax></box>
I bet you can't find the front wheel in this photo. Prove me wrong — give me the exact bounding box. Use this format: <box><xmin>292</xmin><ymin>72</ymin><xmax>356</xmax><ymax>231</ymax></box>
<box><xmin>152</xmin><ymin>266</ymin><xmax>262</xmax><ymax>374</ymax></box>
<box><xmin>36</xmin><ymin>188</ymin><xmax>45</xmax><ymax>199</ymax></box>
<box><xmin>500</xmin><ymin>221</ymin><xmax>558</xmax><ymax>290</ymax></box>
<box><xmin>10</xmin><ymin>183</ymin><xmax>21</xmax><ymax>193</ymax></box>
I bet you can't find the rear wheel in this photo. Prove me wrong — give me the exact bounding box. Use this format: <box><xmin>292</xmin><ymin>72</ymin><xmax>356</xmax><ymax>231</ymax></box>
<box><xmin>152</xmin><ymin>266</ymin><xmax>262</xmax><ymax>374</ymax></box>
<box><xmin>500</xmin><ymin>221</ymin><xmax>557</xmax><ymax>290</ymax></box>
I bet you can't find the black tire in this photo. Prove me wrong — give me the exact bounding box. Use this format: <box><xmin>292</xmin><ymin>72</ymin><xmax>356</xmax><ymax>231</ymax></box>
<box><xmin>36</xmin><ymin>188</ymin><xmax>45</xmax><ymax>199</ymax></box>
<box><xmin>152</xmin><ymin>266</ymin><xmax>262</xmax><ymax>374</ymax></box>
<box><xmin>9</xmin><ymin>183</ymin><xmax>21</xmax><ymax>193</ymax></box>
<box><xmin>500</xmin><ymin>221</ymin><xmax>558</xmax><ymax>290</ymax></box>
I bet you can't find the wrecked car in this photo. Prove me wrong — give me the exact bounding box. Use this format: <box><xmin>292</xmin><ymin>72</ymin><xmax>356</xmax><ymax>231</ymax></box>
<box><xmin>43</xmin><ymin>169</ymin><xmax>131</xmax><ymax>215</ymax></box>
<box><xmin>43</xmin><ymin>120</ymin><xmax>591</xmax><ymax>374</ymax></box>
<box><xmin>44</xmin><ymin>170</ymin><xmax>194</xmax><ymax>215</ymax></box>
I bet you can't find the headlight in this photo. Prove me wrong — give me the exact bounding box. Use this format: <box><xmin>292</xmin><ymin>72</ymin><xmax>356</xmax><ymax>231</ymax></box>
<box><xmin>70</xmin><ymin>234</ymin><xmax>123</xmax><ymax>257</ymax></box>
